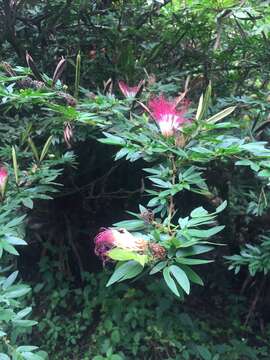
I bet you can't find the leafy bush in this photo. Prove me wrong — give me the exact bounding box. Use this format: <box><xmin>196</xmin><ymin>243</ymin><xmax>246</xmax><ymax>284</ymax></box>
<box><xmin>30</xmin><ymin>268</ymin><xmax>270</xmax><ymax>360</ymax></box>
<box><xmin>1</xmin><ymin>0</ymin><xmax>270</xmax><ymax>358</ymax></box>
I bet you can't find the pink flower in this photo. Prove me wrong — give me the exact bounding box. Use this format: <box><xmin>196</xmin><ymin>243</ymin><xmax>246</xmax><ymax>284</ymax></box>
<box><xmin>0</xmin><ymin>165</ymin><xmax>8</xmax><ymax>198</ymax></box>
<box><xmin>94</xmin><ymin>228</ymin><xmax>147</xmax><ymax>261</ymax></box>
<box><xmin>148</xmin><ymin>95</ymin><xmax>190</xmax><ymax>137</ymax></box>
<box><xmin>118</xmin><ymin>80</ymin><xmax>143</xmax><ymax>98</ymax></box>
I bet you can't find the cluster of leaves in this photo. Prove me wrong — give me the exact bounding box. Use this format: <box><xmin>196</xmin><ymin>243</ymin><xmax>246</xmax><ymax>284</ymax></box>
<box><xmin>227</xmin><ymin>232</ymin><xmax>270</xmax><ymax>276</ymax></box>
<box><xmin>2</xmin><ymin>0</ymin><xmax>270</xmax><ymax>92</ymax></box>
<box><xmin>0</xmin><ymin>69</ymin><xmax>76</xmax><ymax>358</ymax></box>
<box><xmin>2</xmin><ymin>46</ymin><xmax>270</xmax><ymax>308</ymax></box>
<box><xmin>2</xmin><ymin>0</ymin><xmax>270</xmax><ymax>356</ymax></box>
<box><xmin>98</xmin><ymin>82</ymin><xmax>270</xmax><ymax>297</ymax></box>
<box><xmin>29</xmin><ymin>267</ymin><xmax>270</xmax><ymax>360</ymax></box>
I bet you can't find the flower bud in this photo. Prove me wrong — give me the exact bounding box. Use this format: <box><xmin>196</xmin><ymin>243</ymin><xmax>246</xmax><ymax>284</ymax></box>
<box><xmin>64</xmin><ymin>122</ymin><xmax>73</xmax><ymax>148</ymax></box>
<box><xmin>149</xmin><ymin>243</ymin><xmax>166</xmax><ymax>260</ymax></box>
<box><xmin>0</xmin><ymin>166</ymin><xmax>8</xmax><ymax>198</ymax></box>
<box><xmin>118</xmin><ymin>80</ymin><xmax>144</xmax><ymax>98</ymax></box>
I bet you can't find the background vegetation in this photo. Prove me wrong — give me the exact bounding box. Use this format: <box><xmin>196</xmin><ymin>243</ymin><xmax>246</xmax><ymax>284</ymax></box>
<box><xmin>1</xmin><ymin>0</ymin><xmax>270</xmax><ymax>359</ymax></box>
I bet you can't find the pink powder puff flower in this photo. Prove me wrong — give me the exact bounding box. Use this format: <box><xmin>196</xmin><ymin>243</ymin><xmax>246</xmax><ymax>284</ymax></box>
<box><xmin>148</xmin><ymin>95</ymin><xmax>190</xmax><ymax>137</ymax></box>
<box><xmin>118</xmin><ymin>80</ymin><xmax>143</xmax><ymax>98</ymax></box>
<box><xmin>0</xmin><ymin>165</ymin><xmax>8</xmax><ymax>198</ymax></box>
<box><xmin>94</xmin><ymin>228</ymin><xmax>147</xmax><ymax>261</ymax></box>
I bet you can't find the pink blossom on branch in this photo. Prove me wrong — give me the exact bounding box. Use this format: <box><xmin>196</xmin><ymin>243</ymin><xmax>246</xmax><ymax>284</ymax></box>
<box><xmin>148</xmin><ymin>95</ymin><xmax>191</xmax><ymax>137</ymax></box>
<box><xmin>94</xmin><ymin>228</ymin><xmax>146</xmax><ymax>261</ymax></box>
<box><xmin>94</xmin><ymin>227</ymin><xmax>166</xmax><ymax>263</ymax></box>
<box><xmin>0</xmin><ymin>165</ymin><xmax>8</xmax><ymax>198</ymax></box>
<box><xmin>118</xmin><ymin>80</ymin><xmax>143</xmax><ymax>98</ymax></box>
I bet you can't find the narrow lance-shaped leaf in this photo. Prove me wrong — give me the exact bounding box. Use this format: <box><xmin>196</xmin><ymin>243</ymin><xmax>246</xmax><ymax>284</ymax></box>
<box><xmin>149</xmin><ymin>261</ymin><xmax>167</xmax><ymax>275</ymax></box>
<box><xmin>176</xmin><ymin>258</ymin><xmax>213</xmax><ymax>265</ymax></box>
<box><xmin>12</xmin><ymin>146</ymin><xmax>19</xmax><ymax>185</ymax></box>
<box><xmin>74</xmin><ymin>52</ymin><xmax>81</xmax><ymax>98</ymax></box>
<box><xmin>28</xmin><ymin>137</ymin><xmax>39</xmax><ymax>162</ymax></box>
<box><xmin>106</xmin><ymin>261</ymin><xmax>143</xmax><ymax>287</ymax></box>
<box><xmin>163</xmin><ymin>267</ymin><xmax>180</xmax><ymax>297</ymax></box>
<box><xmin>200</xmin><ymin>82</ymin><xmax>212</xmax><ymax>120</ymax></box>
<box><xmin>169</xmin><ymin>265</ymin><xmax>190</xmax><ymax>294</ymax></box>
<box><xmin>39</xmin><ymin>136</ymin><xmax>53</xmax><ymax>162</ymax></box>
<box><xmin>180</xmin><ymin>265</ymin><xmax>204</xmax><ymax>286</ymax></box>
<box><xmin>206</xmin><ymin>106</ymin><xmax>236</xmax><ymax>124</ymax></box>
<box><xmin>195</xmin><ymin>83</ymin><xmax>212</xmax><ymax>122</ymax></box>
<box><xmin>107</xmin><ymin>248</ymin><xmax>148</xmax><ymax>267</ymax></box>
<box><xmin>195</xmin><ymin>93</ymin><xmax>204</xmax><ymax>121</ymax></box>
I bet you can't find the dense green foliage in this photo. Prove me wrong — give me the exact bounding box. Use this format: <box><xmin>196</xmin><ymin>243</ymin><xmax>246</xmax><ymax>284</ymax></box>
<box><xmin>31</xmin><ymin>270</ymin><xmax>270</xmax><ymax>360</ymax></box>
<box><xmin>1</xmin><ymin>0</ymin><xmax>270</xmax><ymax>359</ymax></box>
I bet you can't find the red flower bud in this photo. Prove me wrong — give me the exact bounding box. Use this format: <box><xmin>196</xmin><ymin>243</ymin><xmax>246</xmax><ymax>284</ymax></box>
<box><xmin>118</xmin><ymin>80</ymin><xmax>144</xmax><ymax>98</ymax></box>
<box><xmin>0</xmin><ymin>165</ymin><xmax>8</xmax><ymax>198</ymax></box>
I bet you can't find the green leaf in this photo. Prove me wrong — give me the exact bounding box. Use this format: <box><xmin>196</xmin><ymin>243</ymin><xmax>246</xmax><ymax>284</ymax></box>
<box><xmin>1</xmin><ymin>240</ymin><xmax>19</xmax><ymax>255</ymax></box>
<box><xmin>22</xmin><ymin>198</ymin><xmax>34</xmax><ymax>209</ymax></box>
<box><xmin>12</xmin><ymin>146</ymin><xmax>19</xmax><ymax>185</ymax></box>
<box><xmin>149</xmin><ymin>177</ymin><xmax>172</xmax><ymax>188</ymax></box>
<box><xmin>15</xmin><ymin>307</ymin><xmax>32</xmax><ymax>319</ymax></box>
<box><xmin>176</xmin><ymin>245</ymin><xmax>214</xmax><ymax>257</ymax></box>
<box><xmin>0</xmin><ymin>309</ymin><xmax>14</xmax><ymax>321</ymax></box>
<box><xmin>99</xmin><ymin>133</ymin><xmax>126</xmax><ymax>146</ymax></box>
<box><xmin>17</xmin><ymin>347</ymin><xmax>39</xmax><ymax>353</ymax></box>
<box><xmin>169</xmin><ymin>265</ymin><xmax>190</xmax><ymax>294</ymax></box>
<box><xmin>106</xmin><ymin>261</ymin><xmax>143</xmax><ymax>287</ymax></box>
<box><xmin>206</xmin><ymin>106</ymin><xmax>236</xmax><ymax>124</ymax></box>
<box><xmin>19</xmin><ymin>353</ymin><xmax>43</xmax><ymax>360</ymax></box>
<box><xmin>188</xmin><ymin>225</ymin><xmax>225</xmax><ymax>238</ymax></box>
<box><xmin>216</xmin><ymin>200</ymin><xmax>227</xmax><ymax>213</ymax></box>
<box><xmin>0</xmin><ymin>354</ymin><xmax>10</xmax><ymax>360</ymax></box>
<box><xmin>197</xmin><ymin>83</ymin><xmax>212</xmax><ymax>121</ymax></box>
<box><xmin>107</xmin><ymin>248</ymin><xmax>148</xmax><ymax>267</ymax></box>
<box><xmin>235</xmin><ymin>160</ymin><xmax>260</xmax><ymax>172</ymax></box>
<box><xmin>115</xmin><ymin>148</ymin><xmax>129</xmax><ymax>160</ymax></box>
<box><xmin>40</xmin><ymin>135</ymin><xmax>53</xmax><ymax>162</ymax></box>
<box><xmin>111</xmin><ymin>355</ymin><xmax>123</xmax><ymax>360</ymax></box>
<box><xmin>4</xmin><ymin>285</ymin><xmax>31</xmax><ymax>298</ymax></box>
<box><xmin>12</xmin><ymin>319</ymin><xmax>37</xmax><ymax>327</ymax></box>
<box><xmin>5</xmin><ymin>215</ymin><xmax>26</xmax><ymax>228</ymax></box>
<box><xmin>180</xmin><ymin>265</ymin><xmax>204</xmax><ymax>286</ymax></box>
<box><xmin>113</xmin><ymin>220</ymin><xmax>145</xmax><ymax>231</ymax></box>
<box><xmin>3</xmin><ymin>271</ymin><xmax>18</xmax><ymax>290</ymax></box>
<box><xmin>190</xmin><ymin>206</ymin><xmax>209</xmax><ymax>218</ymax></box>
<box><xmin>196</xmin><ymin>93</ymin><xmax>204</xmax><ymax>121</ymax></box>
<box><xmin>4</xmin><ymin>235</ymin><xmax>27</xmax><ymax>246</ymax></box>
<box><xmin>176</xmin><ymin>258</ymin><xmax>213</xmax><ymax>265</ymax></box>
<box><xmin>258</xmin><ymin>169</ymin><xmax>270</xmax><ymax>177</ymax></box>
<box><xmin>197</xmin><ymin>345</ymin><xmax>212</xmax><ymax>360</ymax></box>
<box><xmin>28</xmin><ymin>137</ymin><xmax>40</xmax><ymax>162</ymax></box>
<box><xmin>149</xmin><ymin>261</ymin><xmax>167</xmax><ymax>275</ymax></box>
<box><xmin>178</xmin><ymin>216</ymin><xmax>189</xmax><ymax>229</ymax></box>
<box><xmin>74</xmin><ymin>51</ymin><xmax>81</xmax><ymax>98</ymax></box>
<box><xmin>163</xmin><ymin>267</ymin><xmax>180</xmax><ymax>297</ymax></box>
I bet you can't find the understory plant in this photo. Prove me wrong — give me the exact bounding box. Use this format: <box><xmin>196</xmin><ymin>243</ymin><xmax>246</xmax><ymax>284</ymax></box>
<box><xmin>31</xmin><ymin>270</ymin><xmax>270</xmax><ymax>360</ymax></box>
<box><xmin>1</xmin><ymin>44</ymin><xmax>270</xmax><ymax>358</ymax></box>
<box><xmin>95</xmin><ymin>82</ymin><xmax>270</xmax><ymax>297</ymax></box>
<box><xmin>0</xmin><ymin>66</ymin><xmax>75</xmax><ymax>359</ymax></box>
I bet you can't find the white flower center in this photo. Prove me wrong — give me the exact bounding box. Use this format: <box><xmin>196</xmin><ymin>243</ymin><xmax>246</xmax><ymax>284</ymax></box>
<box><xmin>159</xmin><ymin>114</ymin><xmax>180</xmax><ymax>136</ymax></box>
